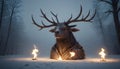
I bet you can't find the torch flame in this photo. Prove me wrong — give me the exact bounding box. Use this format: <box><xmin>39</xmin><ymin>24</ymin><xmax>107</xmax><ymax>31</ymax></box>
<box><xmin>58</xmin><ymin>56</ymin><xmax>62</xmax><ymax>60</ymax></box>
<box><xmin>32</xmin><ymin>44</ymin><xmax>39</xmax><ymax>60</ymax></box>
<box><xmin>99</xmin><ymin>48</ymin><xmax>106</xmax><ymax>61</ymax></box>
<box><xmin>70</xmin><ymin>51</ymin><xmax>75</xmax><ymax>57</ymax></box>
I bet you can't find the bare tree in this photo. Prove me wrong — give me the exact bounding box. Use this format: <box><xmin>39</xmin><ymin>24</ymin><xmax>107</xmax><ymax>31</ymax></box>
<box><xmin>94</xmin><ymin>0</ymin><xmax>120</xmax><ymax>54</ymax></box>
<box><xmin>0</xmin><ymin>0</ymin><xmax>4</xmax><ymax>31</ymax></box>
<box><xmin>3</xmin><ymin>0</ymin><xmax>21</xmax><ymax>55</ymax></box>
<box><xmin>0</xmin><ymin>0</ymin><xmax>7</xmax><ymax>55</ymax></box>
<box><xmin>0</xmin><ymin>0</ymin><xmax>4</xmax><ymax>50</ymax></box>
<box><xmin>99</xmin><ymin>0</ymin><xmax>120</xmax><ymax>43</ymax></box>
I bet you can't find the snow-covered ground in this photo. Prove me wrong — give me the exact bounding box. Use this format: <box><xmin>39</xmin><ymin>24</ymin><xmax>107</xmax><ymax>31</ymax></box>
<box><xmin>0</xmin><ymin>55</ymin><xmax>120</xmax><ymax>69</ymax></box>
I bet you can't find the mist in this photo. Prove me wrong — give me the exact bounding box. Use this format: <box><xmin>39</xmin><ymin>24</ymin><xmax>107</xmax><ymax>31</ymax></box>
<box><xmin>19</xmin><ymin>0</ymin><xmax>106</xmax><ymax>57</ymax></box>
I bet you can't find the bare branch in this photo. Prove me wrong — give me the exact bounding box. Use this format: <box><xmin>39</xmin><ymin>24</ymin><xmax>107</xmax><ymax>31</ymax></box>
<box><xmin>105</xmin><ymin>9</ymin><xmax>113</xmax><ymax>13</ymax></box>
<box><xmin>99</xmin><ymin>0</ymin><xmax>112</xmax><ymax>5</ymax></box>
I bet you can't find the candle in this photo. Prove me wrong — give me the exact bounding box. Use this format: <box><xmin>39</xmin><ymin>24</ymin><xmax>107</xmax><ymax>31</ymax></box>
<box><xmin>99</xmin><ymin>48</ymin><xmax>106</xmax><ymax>61</ymax></box>
<box><xmin>32</xmin><ymin>44</ymin><xmax>39</xmax><ymax>60</ymax></box>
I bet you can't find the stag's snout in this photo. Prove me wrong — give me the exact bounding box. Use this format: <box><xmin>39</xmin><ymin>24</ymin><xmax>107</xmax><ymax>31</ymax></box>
<box><xmin>55</xmin><ymin>31</ymin><xmax>65</xmax><ymax>39</ymax></box>
<box><xmin>55</xmin><ymin>31</ymin><xmax>60</xmax><ymax>38</ymax></box>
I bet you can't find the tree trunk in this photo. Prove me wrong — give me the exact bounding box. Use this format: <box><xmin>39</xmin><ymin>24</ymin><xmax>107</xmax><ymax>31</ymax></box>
<box><xmin>113</xmin><ymin>9</ymin><xmax>120</xmax><ymax>44</ymax></box>
<box><xmin>112</xmin><ymin>1</ymin><xmax>120</xmax><ymax>54</ymax></box>
<box><xmin>0</xmin><ymin>0</ymin><xmax>4</xmax><ymax>31</ymax></box>
<box><xmin>3</xmin><ymin>7</ymin><xmax>15</xmax><ymax>55</ymax></box>
<box><xmin>0</xmin><ymin>0</ymin><xmax>5</xmax><ymax>55</ymax></box>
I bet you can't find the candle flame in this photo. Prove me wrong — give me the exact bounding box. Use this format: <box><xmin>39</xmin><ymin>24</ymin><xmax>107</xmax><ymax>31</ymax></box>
<box><xmin>70</xmin><ymin>51</ymin><xmax>75</xmax><ymax>57</ymax></box>
<box><xmin>58</xmin><ymin>56</ymin><xmax>62</xmax><ymax>60</ymax></box>
<box><xmin>32</xmin><ymin>44</ymin><xmax>39</xmax><ymax>60</ymax></box>
<box><xmin>99</xmin><ymin>48</ymin><xmax>106</xmax><ymax>61</ymax></box>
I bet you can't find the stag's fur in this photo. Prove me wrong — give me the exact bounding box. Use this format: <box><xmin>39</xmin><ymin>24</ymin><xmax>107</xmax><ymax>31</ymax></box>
<box><xmin>50</xmin><ymin>31</ymin><xmax>85</xmax><ymax>60</ymax></box>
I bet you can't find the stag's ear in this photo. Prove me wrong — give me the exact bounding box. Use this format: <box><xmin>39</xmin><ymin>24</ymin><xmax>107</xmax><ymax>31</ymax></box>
<box><xmin>70</xmin><ymin>28</ymin><xmax>79</xmax><ymax>32</ymax></box>
<box><xmin>49</xmin><ymin>28</ymin><xmax>55</xmax><ymax>33</ymax></box>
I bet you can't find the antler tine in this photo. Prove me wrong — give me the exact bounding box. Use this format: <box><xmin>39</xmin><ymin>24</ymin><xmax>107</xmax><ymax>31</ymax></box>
<box><xmin>67</xmin><ymin>14</ymin><xmax>73</xmax><ymax>22</ymax></box>
<box><xmin>32</xmin><ymin>15</ymin><xmax>43</xmax><ymax>30</ymax></box>
<box><xmin>65</xmin><ymin>5</ymin><xmax>82</xmax><ymax>24</ymax></box>
<box><xmin>41</xmin><ymin>21</ymin><xmax>45</xmax><ymax>26</ymax></box>
<box><xmin>51</xmin><ymin>17</ymin><xmax>56</xmax><ymax>23</ymax></box>
<box><xmin>32</xmin><ymin>15</ymin><xmax>56</xmax><ymax>30</ymax></box>
<box><xmin>65</xmin><ymin>6</ymin><xmax>96</xmax><ymax>24</ymax></box>
<box><xmin>40</xmin><ymin>9</ymin><xmax>57</xmax><ymax>25</ymax></box>
<box><xmin>85</xmin><ymin>9</ymin><xmax>96</xmax><ymax>22</ymax></box>
<box><xmin>83</xmin><ymin>10</ymin><xmax>90</xmax><ymax>20</ymax></box>
<box><xmin>50</xmin><ymin>11</ymin><xmax>59</xmax><ymax>23</ymax></box>
<box><xmin>73</xmin><ymin>5</ymin><xmax>83</xmax><ymax>21</ymax></box>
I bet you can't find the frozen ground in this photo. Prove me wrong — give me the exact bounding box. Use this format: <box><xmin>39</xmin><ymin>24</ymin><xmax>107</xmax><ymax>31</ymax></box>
<box><xmin>0</xmin><ymin>55</ymin><xmax>120</xmax><ymax>69</ymax></box>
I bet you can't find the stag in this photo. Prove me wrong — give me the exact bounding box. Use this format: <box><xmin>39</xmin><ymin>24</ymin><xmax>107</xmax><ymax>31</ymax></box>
<box><xmin>32</xmin><ymin>6</ymin><xmax>96</xmax><ymax>60</ymax></box>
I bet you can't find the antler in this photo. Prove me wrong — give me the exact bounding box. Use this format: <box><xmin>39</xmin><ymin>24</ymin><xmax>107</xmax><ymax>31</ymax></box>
<box><xmin>50</xmin><ymin>11</ymin><xmax>60</xmax><ymax>23</ymax></box>
<box><xmin>40</xmin><ymin>9</ymin><xmax>57</xmax><ymax>25</ymax></box>
<box><xmin>32</xmin><ymin>6</ymin><xmax>96</xmax><ymax>30</ymax></box>
<box><xmin>32</xmin><ymin>9</ymin><xmax>58</xmax><ymax>30</ymax></box>
<box><xmin>32</xmin><ymin>16</ymin><xmax>56</xmax><ymax>30</ymax></box>
<box><xmin>65</xmin><ymin>6</ymin><xmax>96</xmax><ymax>24</ymax></box>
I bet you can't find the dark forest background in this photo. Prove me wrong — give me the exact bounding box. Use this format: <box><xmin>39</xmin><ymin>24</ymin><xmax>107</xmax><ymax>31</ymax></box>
<box><xmin>0</xmin><ymin>0</ymin><xmax>120</xmax><ymax>56</ymax></box>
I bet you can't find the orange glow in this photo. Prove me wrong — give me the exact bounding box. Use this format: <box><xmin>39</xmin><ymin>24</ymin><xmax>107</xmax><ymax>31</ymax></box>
<box><xmin>57</xmin><ymin>56</ymin><xmax>62</xmax><ymax>60</ymax></box>
<box><xmin>32</xmin><ymin>44</ymin><xmax>39</xmax><ymax>60</ymax></box>
<box><xmin>70</xmin><ymin>51</ymin><xmax>75</xmax><ymax>57</ymax></box>
<box><xmin>99</xmin><ymin>48</ymin><xmax>106</xmax><ymax>61</ymax></box>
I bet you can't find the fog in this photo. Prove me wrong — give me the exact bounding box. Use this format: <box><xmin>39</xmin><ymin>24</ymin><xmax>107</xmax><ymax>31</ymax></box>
<box><xmin>21</xmin><ymin>0</ymin><xmax>105</xmax><ymax>56</ymax></box>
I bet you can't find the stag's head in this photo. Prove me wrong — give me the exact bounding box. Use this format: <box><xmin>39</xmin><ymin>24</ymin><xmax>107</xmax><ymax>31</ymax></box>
<box><xmin>32</xmin><ymin>6</ymin><xmax>96</xmax><ymax>39</ymax></box>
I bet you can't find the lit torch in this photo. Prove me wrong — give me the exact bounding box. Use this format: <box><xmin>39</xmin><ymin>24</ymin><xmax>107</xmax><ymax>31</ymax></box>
<box><xmin>70</xmin><ymin>51</ymin><xmax>75</xmax><ymax>57</ymax></box>
<box><xmin>99</xmin><ymin>48</ymin><xmax>106</xmax><ymax>61</ymax></box>
<box><xmin>32</xmin><ymin>44</ymin><xmax>39</xmax><ymax>60</ymax></box>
